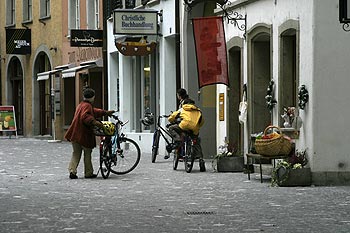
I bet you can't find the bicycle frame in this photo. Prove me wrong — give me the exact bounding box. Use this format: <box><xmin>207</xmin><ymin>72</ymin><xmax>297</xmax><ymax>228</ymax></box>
<box><xmin>155</xmin><ymin>115</ymin><xmax>173</xmax><ymax>146</ymax></box>
<box><xmin>100</xmin><ymin>115</ymin><xmax>128</xmax><ymax>155</ymax></box>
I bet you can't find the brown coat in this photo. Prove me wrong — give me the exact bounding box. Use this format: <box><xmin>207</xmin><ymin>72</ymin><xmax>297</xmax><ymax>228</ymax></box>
<box><xmin>64</xmin><ymin>100</ymin><xmax>106</xmax><ymax>148</ymax></box>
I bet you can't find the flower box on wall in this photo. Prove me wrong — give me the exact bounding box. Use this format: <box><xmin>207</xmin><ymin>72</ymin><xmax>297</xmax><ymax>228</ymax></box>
<box><xmin>217</xmin><ymin>156</ymin><xmax>244</xmax><ymax>172</ymax></box>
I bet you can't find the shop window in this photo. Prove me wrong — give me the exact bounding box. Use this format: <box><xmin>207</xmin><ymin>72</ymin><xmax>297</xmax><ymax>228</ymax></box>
<box><xmin>23</xmin><ymin>0</ymin><xmax>32</xmax><ymax>22</ymax></box>
<box><xmin>279</xmin><ymin>30</ymin><xmax>297</xmax><ymax>126</ymax></box>
<box><xmin>6</xmin><ymin>0</ymin><xmax>15</xmax><ymax>26</ymax></box>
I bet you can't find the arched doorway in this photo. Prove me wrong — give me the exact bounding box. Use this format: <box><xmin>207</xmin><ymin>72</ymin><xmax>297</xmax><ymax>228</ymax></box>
<box><xmin>228</xmin><ymin>46</ymin><xmax>243</xmax><ymax>155</ymax></box>
<box><xmin>248</xmin><ymin>26</ymin><xmax>272</xmax><ymax>135</ymax></box>
<box><xmin>33</xmin><ymin>52</ymin><xmax>52</xmax><ymax>136</ymax></box>
<box><xmin>7</xmin><ymin>57</ymin><xmax>24</xmax><ymax>135</ymax></box>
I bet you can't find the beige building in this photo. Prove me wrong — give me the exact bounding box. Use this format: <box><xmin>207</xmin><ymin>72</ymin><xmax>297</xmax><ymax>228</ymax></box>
<box><xmin>0</xmin><ymin>0</ymin><xmax>105</xmax><ymax>139</ymax></box>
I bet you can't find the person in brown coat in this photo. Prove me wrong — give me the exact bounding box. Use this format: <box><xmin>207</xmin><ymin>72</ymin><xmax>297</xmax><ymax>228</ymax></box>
<box><xmin>65</xmin><ymin>88</ymin><xmax>115</xmax><ymax>179</ymax></box>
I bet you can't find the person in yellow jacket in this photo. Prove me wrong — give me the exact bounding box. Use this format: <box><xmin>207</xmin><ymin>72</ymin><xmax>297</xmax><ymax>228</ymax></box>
<box><xmin>167</xmin><ymin>99</ymin><xmax>206</xmax><ymax>171</ymax></box>
<box><xmin>168</xmin><ymin>99</ymin><xmax>204</xmax><ymax>140</ymax></box>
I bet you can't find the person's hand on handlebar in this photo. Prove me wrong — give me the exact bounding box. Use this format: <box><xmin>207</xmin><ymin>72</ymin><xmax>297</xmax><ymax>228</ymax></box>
<box><xmin>93</xmin><ymin>120</ymin><xmax>104</xmax><ymax>128</ymax></box>
<box><xmin>106</xmin><ymin>110</ymin><xmax>116</xmax><ymax>116</ymax></box>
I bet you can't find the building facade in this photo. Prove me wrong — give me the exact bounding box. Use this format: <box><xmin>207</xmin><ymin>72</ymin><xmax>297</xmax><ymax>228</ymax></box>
<box><xmin>0</xmin><ymin>0</ymin><xmax>105</xmax><ymax>139</ymax></box>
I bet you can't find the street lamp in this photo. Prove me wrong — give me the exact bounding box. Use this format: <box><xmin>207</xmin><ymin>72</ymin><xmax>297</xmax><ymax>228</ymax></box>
<box><xmin>339</xmin><ymin>0</ymin><xmax>350</xmax><ymax>31</ymax></box>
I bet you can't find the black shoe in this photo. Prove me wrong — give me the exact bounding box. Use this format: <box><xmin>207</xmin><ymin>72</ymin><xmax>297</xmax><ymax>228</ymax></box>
<box><xmin>199</xmin><ymin>160</ymin><xmax>206</xmax><ymax>172</ymax></box>
<box><xmin>164</xmin><ymin>154</ymin><xmax>170</xmax><ymax>159</ymax></box>
<box><xmin>69</xmin><ymin>172</ymin><xmax>78</xmax><ymax>179</ymax></box>
<box><xmin>85</xmin><ymin>174</ymin><xmax>97</xmax><ymax>179</ymax></box>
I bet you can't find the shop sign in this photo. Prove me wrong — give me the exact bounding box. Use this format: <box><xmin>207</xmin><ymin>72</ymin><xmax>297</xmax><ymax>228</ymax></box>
<box><xmin>113</xmin><ymin>9</ymin><xmax>158</xmax><ymax>35</ymax></box>
<box><xmin>6</xmin><ymin>29</ymin><xmax>31</xmax><ymax>54</ymax></box>
<box><xmin>70</xmin><ymin>29</ymin><xmax>103</xmax><ymax>47</ymax></box>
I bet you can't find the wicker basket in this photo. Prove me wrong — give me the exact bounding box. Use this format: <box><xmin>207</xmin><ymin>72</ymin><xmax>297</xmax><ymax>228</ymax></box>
<box><xmin>255</xmin><ymin>126</ymin><xmax>292</xmax><ymax>156</ymax></box>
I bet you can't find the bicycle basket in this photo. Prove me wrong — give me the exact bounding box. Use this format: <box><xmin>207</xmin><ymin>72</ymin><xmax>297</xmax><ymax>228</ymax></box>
<box><xmin>92</xmin><ymin>121</ymin><xmax>116</xmax><ymax>136</ymax></box>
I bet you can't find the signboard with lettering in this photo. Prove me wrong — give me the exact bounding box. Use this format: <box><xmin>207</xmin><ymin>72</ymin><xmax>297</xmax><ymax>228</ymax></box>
<box><xmin>0</xmin><ymin>106</ymin><xmax>17</xmax><ymax>132</ymax></box>
<box><xmin>70</xmin><ymin>29</ymin><xmax>103</xmax><ymax>47</ymax></box>
<box><xmin>6</xmin><ymin>29</ymin><xmax>31</xmax><ymax>54</ymax></box>
<box><xmin>113</xmin><ymin>9</ymin><xmax>158</xmax><ymax>35</ymax></box>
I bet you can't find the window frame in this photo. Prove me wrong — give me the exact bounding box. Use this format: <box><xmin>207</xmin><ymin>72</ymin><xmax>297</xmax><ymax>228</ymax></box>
<box><xmin>6</xmin><ymin>0</ymin><xmax>16</xmax><ymax>26</ymax></box>
<box><xmin>40</xmin><ymin>0</ymin><xmax>51</xmax><ymax>19</ymax></box>
<box><xmin>23</xmin><ymin>0</ymin><xmax>33</xmax><ymax>23</ymax></box>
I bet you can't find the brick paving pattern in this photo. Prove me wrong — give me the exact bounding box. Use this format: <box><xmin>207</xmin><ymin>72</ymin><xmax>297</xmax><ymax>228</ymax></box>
<box><xmin>0</xmin><ymin>138</ymin><xmax>350</xmax><ymax>233</ymax></box>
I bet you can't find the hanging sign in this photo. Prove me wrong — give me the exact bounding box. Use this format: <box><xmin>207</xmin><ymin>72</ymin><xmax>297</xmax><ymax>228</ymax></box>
<box><xmin>193</xmin><ymin>16</ymin><xmax>229</xmax><ymax>88</ymax></box>
<box><xmin>6</xmin><ymin>29</ymin><xmax>31</xmax><ymax>54</ymax></box>
<box><xmin>113</xmin><ymin>9</ymin><xmax>158</xmax><ymax>35</ymax></box>
<box><xmin>0</xmin><ymin>106</ymin><xmax>17</xmax><ymax>132</ymax></box>
<box><xmin>70</xmin><ymin>29</ymin><xmax>103</xmax><ymax>47</ymax></box>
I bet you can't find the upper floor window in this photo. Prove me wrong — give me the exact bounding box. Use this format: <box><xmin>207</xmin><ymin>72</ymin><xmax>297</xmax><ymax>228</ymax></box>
<box><xmin>87</xmin><ymin>0</ymin><xmax>99</xmax><ymax>29</ymax></box>
<box><xmin>40</xmin><ymin>0</ymin><xmax>50</xmax><ymax>18</ymax></box>
<box><xmin>23</xmin><ymin>0</ymin><xmax>33</xmax><ymax>22</ymax></box>
<box><xmin>6</xmin><ymin>0</ymin><xmax>15</xmax><ymax>26</ymax></box>
<box><xmin>69</xmin><ymin>0</ymin><xmax>80</xmax><ymax>32</ymax></box>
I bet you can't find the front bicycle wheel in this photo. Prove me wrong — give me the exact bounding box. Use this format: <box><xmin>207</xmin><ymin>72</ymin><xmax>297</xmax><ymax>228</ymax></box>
<box><xmin>151</xmin><ymin>130</ymin><xmax>160</xmax><ymax>163</ymax></box>
<box><xmin>184</xmin><ymin>139</ymin><xmax>195</xmax><ymax>173</ymax></box>
<box><xmin>110</xmin><ymin>138</ymin><xmax>141</xmax><ymax>175</ymax></box>
<box><xmin>100</xmin><ymin>139</ymin><xmax>112</xmax><ymax>179</ymax></box>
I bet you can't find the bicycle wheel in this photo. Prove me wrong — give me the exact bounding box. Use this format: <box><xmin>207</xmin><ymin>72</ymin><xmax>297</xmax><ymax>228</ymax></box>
<box><xmin>110</xmin><ymin>138</ymin><xmax>141</xmax><ymax>175</ymax></box>
<box><xmin>184</xmin><ymin>139</ymin><xmax>195</xmax><ymax>173</ymax></box>
<box><xmin>151</xmin><ymin>130</ymin><xmax>160</xmax><ymax>163</ymax></box>
<box><xmin>100</xmin><ymin>140</ymin><xmax>112</xmax><ymax>179</ymax></box>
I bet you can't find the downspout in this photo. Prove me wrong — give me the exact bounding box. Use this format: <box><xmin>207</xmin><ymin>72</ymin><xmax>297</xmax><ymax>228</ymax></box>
<box><xmin>175</xmin><ymin>0</ymin><xmax>181</xmax><ymax>95</ymax></box>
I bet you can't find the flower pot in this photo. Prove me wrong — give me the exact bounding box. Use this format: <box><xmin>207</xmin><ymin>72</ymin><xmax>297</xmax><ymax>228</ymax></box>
<box><xmin>217</xmin><ymin>156</ymin><xmax>244</xmax><ymax>172</ymax></box>
<box><xmin>276</xmin><ymin>167</ymin><xmax>311</xmax><ymax>187</ymax></box>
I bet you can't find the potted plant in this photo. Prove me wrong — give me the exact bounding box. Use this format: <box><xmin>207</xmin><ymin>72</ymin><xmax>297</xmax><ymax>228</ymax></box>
<box><xmin>213</xmin><ymin>143</ymin><xmax>244</xmax><ymax>172</ymax></box>
<box><xmin>271</xmin><ymin>149</ymin><xmax>311</xmax><ymax>186</ymax></box>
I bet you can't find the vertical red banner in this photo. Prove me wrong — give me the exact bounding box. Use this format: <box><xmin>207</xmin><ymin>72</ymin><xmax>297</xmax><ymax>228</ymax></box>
<box><xmin>193</xmin><ymin>16</ymin><xmax>228</xmax><ymax>88</ymax></box>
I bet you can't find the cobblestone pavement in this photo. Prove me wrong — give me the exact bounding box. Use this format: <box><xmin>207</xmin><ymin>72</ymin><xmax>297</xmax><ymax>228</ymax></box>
<box><xmin>0</xmin><ymin>137</ymin><xmax>350</xmax><ymax>233</ymax></box>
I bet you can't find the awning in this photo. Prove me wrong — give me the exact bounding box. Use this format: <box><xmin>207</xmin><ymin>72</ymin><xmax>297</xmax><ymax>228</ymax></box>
<box><xmin>61</xmin><ymin>65</ymin><xmax>93</xmax><ymax>78</ymax></box>
<box><xmin>61</xmin><ymin>59</ymin><xmax>103</xmax><ymax>78</ymax></box>
<box><xmin>37</xmin><ymin>70</ymin><xmax>60</xmax><ymax>81</ymax></box>
<box><xmin>55</xmin><ymin>63</ymin><xmax>75</xmax><ymax>71</ymax></box>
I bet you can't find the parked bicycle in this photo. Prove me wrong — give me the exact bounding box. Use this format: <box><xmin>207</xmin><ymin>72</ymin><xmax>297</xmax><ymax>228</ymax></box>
<box><xmin>94</xmin><ymin>114</ymin><xmax>141</xmax><ymax>179</ymax></box>
<box><xmin>141</xmin><ymin>112</ymin><xmax>175</xmax><ymax>163</ymax></box>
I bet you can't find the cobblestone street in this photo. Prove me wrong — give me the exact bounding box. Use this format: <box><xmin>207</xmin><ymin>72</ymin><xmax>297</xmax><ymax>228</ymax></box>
<box><xmin>0</xmin><ymin>138</ymin><xmax>350</xmax><ymax>233</ymax></box>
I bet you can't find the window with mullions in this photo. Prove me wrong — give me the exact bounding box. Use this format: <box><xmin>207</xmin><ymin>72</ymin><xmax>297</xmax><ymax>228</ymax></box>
<box><xmin>23</xmin><ymin>0</ymin><xmax>33</xmax><ymax>22</ymax></box>
<box><xmin>87</xmin><ymin>0</ymin><xmax>100</xmax><ymax>29</ymax></box>
<box><xmin>69</xmin><ymin>0</ymin><xmax>80</xmax><ymax>34</ymax></box>
<box><xmin>6</xmin><ymin>0</ymin><xmax>15</xmax><ymax>26</ymax></box>
<box><xmin>40</xmin><ymin>0</ymin><xmax>50</xmax><ymax>18</ymax></box>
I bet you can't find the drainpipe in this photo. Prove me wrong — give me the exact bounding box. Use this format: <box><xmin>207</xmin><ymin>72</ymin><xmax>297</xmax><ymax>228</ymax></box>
<box><xmin>175</xmin><ymin>0</ymin><xmax>181</xmax><ymax>96</ymax></box>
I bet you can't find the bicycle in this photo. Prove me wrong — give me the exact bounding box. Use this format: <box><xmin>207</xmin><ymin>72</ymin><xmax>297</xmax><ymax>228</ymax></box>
<box><xmin>173</xmin><ymin>131</ymin><xmax>205</xmax><ymax>173</ymax></box>
<box><xmin>94</xmin><ymin>114</ymin><xmax>141</xmax><ymax>179</ymax></box>
<box><xmin>141</xmin><ymin>113</ymin><xmax>176</xmax><ymax>163</ymax></box>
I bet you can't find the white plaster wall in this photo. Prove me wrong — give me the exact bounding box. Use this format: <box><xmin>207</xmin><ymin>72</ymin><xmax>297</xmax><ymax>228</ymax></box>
<box><xmin>223</xmin><ymin>0</ymin><xmax>350</xmax><ymax>173</ymax></box>
<box><xmin>223</xmin><ymin>0</ymin><xmax>314</xmax><ymax>157</ymax></box>
<box><xmin>313</xmin><ymin>0</ymin><xmax>350</xmax><ymax>172</ymax></box>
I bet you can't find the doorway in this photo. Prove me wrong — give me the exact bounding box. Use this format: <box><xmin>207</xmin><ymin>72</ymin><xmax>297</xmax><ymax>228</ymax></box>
<box><xmin>249</xmin><ymin>31</ymin><xmax>272</xmax><ymax>135</ymax></box>
<box><xmin>7</xmin><ymin>57</ymin><xmax>24</xmax><ymax>135</ymax></box>
<box><xmin>228</xmin><ymin>47</ymin><xmax>243</xmax><ymax>155</ymax></box>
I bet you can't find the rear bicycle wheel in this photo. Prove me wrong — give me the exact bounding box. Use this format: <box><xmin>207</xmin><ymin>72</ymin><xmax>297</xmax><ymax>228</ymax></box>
<box><xmin>184</xmin><ymin>140</ymin><xmax>195</xmax><ymax>173</ymax></box>
<box><xmin>151</xmin><ymin>130</ymin><xmax>160</xmax><ymax>163</ymax></box>
<box><xmin>110</xmin><ymin>138</ymin><xmax>141</xmax><ymax>175</ymax></box>
<box><xmin>100</xmin><ymin>140</ymin><xmax>112</xmax><ymax>179</ymax></box>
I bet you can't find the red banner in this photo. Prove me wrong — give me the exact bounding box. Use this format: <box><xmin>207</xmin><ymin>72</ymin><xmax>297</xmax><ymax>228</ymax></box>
<box><xmin>193</xmin><ymin>16</ymin><xmax>228</xmax><ymax>88</ymax></box>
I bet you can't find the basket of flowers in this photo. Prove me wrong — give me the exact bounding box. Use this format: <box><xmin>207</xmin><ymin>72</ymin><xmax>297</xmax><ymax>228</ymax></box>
<box><xmin>254</xmin><ymin>126</ymin><xmax>292</xmax><ymax>156</ymax></box>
